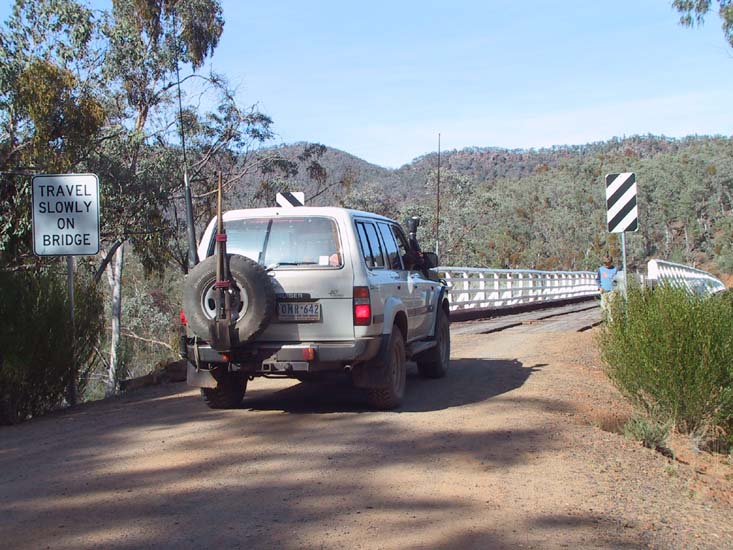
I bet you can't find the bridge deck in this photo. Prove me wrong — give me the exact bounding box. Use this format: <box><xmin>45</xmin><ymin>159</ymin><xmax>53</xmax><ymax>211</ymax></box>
<box><xmin>451</xmin><ymin>301</ymin><xmax>602</xmax><ymax>336</ymax></box>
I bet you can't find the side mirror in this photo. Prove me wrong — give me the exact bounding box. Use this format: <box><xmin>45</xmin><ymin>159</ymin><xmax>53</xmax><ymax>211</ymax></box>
<box><xmin>406</xmin><ymin>216</ymin><xmax>420</xmax><ymax>234</ymax></box>
<box><xmin>422</xmin><ymin>251</ymin><xmax>438</xmax><ymax>269</ymax></box>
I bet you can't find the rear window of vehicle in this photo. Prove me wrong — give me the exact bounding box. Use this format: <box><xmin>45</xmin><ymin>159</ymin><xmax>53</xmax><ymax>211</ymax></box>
<box><xmin>211</xmin><ymin>216</ymin><xmax>343</xmax><ymax>268</ymax></box>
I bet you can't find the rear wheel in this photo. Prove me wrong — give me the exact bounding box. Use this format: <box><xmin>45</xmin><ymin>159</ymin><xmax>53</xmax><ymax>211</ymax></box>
<box><xmin>416</xmin><ymin>309</ymin><xmax>450</xmax><ymax>378</ymax></box>
<box><xmin>367</xmin><ymin>329</ymin><xmax>406</xmax><ymax>410</ymax></box>
<box><xmin>201</xmin><ymin>371</ymin><xmax>247</xmax><ymax>409</ymax></box>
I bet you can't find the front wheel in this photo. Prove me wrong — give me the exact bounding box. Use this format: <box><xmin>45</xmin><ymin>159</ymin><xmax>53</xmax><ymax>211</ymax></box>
<box><xmin>367</xmin><ymin>329</ymin><xmax>406</xmax><ymax>410</ymax></box>
<box><xmin>416</xmin><ymin>309</ymin><xmax>450</xmax><ymax>378</ymax></box>
<box><xmin>201</xmin><ymin>371</ymin><xmax>247</xmax><ymax>409</ymax></box>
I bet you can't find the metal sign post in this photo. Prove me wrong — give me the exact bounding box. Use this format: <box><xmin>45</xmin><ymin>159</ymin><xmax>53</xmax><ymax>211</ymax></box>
<box><xmin>620</xmin><ymin>233</ymin><xmax>628</xmax><ymax>298</ymax></box>
<box><xmin>32</xmin><ymin>173</ymin><xmax>100</xmax><ymax>405</ymax></box>
<box><xmin>66</xmin><ymin>255</ymin><xmax>77</xmax><ymax>404</ymax></box>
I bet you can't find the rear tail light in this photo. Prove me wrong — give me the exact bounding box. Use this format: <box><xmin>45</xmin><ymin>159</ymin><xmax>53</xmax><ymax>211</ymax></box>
<box><xmin>179</xmin><ymin>309</ymin><xmax>188</xmax><ymax>326</ymax></box>
<box><xmin>353</xmin><ymin>286</ymin><xmax>371</xmax><ymax>326</ymax></box>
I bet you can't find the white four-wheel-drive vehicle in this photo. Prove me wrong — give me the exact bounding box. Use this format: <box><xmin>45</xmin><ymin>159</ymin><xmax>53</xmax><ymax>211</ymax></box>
<box><xmin>181</xmin><ymin>206</ymin><xmax>450</xmax><ymax>410</ymax></box>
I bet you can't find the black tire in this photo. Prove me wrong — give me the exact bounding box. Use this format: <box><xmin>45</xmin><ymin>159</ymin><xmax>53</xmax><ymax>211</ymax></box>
<box><xmin>201</xmin><ymin>371</ymin><xmax>247</xmax><ymax>409</ymax></box>
<box><xmin>416</xmin><ymin>309</ymin><xmax>451</xmax><ymax>379</ymax></box>
<box><xmin>183</xmin><ymin>254</ymin><xmax>275</xmax><ymax>346</ymax></box>
<box><xmin>367</xmin><ymin>328</ymin><xmax>407</xmax><ymax>410</ymax></box>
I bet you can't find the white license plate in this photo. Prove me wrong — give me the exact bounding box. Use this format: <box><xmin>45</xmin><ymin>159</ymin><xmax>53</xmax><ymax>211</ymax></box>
<box><xmin>277</xmin><ymin>302</ymin><xmax>321</xmax><ymax>322</ymax></box>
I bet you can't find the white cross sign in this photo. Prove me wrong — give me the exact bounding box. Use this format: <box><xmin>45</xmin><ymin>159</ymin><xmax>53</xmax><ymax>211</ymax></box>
<box><xmin>32</xmin><ymin>173</ymin><xmax>100</xmax><ymax>256</ymax></box>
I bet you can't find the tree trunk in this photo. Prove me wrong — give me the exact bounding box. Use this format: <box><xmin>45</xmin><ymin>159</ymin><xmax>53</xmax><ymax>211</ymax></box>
<box><xmin>106</xmin><ymin>244</ymin><xmax>124</xmax><ymax>397</ymax></box>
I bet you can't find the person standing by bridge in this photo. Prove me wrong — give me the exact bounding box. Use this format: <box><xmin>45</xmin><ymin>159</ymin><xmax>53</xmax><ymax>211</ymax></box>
<box><xmin>597</xmin><ymin>255</ymin><xmax>618</xmax><ymax>318</ymax></box>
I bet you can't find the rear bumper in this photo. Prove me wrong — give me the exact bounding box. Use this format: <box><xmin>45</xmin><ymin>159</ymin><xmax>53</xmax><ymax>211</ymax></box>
<box><xmin>185</xmin><ymin>337</ymin><xmax>382</xmax><ymax>386</ymax></box>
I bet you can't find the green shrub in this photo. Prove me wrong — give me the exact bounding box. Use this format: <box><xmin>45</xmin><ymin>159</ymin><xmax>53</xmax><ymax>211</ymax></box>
<box><xmin>598</xmin><ymin>285</ymin><xmax>733</xmax><ymax>449</ymax></box>
<box><xmin>623</xmin><ymin>414</ymin><xmax>672</xmax><ymax>453</ymax></box>
<box><xmin>0</xmin><ymin>267</ymin><xmax>103</xmax><ymax>424</ymax></box>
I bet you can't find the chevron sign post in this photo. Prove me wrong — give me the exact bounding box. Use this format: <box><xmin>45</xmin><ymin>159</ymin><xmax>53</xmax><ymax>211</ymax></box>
<box><xmin>276</xmin><ymin>191</ymin><xmax>305</xmax><ymax>207</ymax></box>
<box><xmin>605</xmin><ymin>172</ymin><xmax>638</xmax><ymax>299</ymax></box>
<box><xmin>606</xmin><ymin>172</ymin><xmax>638</xmax><ymax>233</ymax></box>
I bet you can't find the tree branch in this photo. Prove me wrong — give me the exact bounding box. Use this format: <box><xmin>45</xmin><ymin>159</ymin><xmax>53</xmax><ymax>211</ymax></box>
<box><xmin>120</xmin><ymin>330</ymin><xmax>174</xmax><ymax>351</ymax></box>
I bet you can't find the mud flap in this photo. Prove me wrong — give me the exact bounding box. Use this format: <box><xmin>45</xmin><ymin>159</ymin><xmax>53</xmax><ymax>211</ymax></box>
<box><xmin>187</xmin><ymin>362</ymin><xmax>218</xmax><ymax>388</ymax></box>
<box><xmin>351</xmin><ymin>334</ymin><xmax>391</xmax><ymax>389</ymax></box>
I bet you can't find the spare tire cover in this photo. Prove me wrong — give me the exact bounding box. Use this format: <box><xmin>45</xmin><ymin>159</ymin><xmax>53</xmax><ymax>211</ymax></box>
<box><xmin>183</xmin><ymin>254</ymin><xmax>275</xmax><ymax>345</ymax></box>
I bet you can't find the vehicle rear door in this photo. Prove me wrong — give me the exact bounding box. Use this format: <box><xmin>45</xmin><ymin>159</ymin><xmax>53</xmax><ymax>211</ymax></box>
<box><xmin>224</xmin><ymin>216</ymin><xmax>354</xmax><ymax>342</ymax></box>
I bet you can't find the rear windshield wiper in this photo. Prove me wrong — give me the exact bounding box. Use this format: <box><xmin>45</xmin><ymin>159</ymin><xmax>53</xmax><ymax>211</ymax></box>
<box><xmin>266</xmin><ymin>261</ymin><xmax>318</xmax><ymax>272</ymax></box>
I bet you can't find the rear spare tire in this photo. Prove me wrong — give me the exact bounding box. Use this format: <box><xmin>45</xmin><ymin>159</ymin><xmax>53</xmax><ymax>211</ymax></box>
<box><xmin>183</xmin><ymin>254</ymin><xmax>275</xmax><ymax>346</ymax></box>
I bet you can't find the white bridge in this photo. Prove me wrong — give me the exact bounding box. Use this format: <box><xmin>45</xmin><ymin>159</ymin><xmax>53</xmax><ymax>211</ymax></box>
<box><xmin>436</xmin><ymin>267</ymin><xmax>598</xmax><ymax>313</ymax></box>
<box><xmin>646</xmin><ymin>259</ymin><xmax>727</xmax><ymax>296</ymax></box>
<box><xmin>437</xmin><ymin>260</ymin><xmax>726</xmax><ymax>314</ymax></box>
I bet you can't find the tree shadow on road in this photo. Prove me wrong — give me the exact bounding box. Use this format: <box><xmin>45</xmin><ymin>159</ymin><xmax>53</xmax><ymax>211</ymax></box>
<box><xmin>242</xmin><ymin>358</ymin><xmax>544</xmax><ymax>414</ymax></box>
<box><xmin>0</xmin><ymin>359</ymin><xmax>656</xmax><ymax>550</ymax></box>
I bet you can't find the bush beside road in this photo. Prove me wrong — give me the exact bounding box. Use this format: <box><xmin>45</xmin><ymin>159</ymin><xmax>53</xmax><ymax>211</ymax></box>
<box><xmin>599</xmin><ymin>286</ymin><xmax>733</xmax><ymax>454</ymax></box>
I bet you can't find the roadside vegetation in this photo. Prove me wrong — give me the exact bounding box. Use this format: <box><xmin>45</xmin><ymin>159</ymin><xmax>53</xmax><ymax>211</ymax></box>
<box><xmin>598</xmin><ymin>286</ymin><xmax>733</xmax><ymax>453</ymax></box>
<box><xmin>0</xmin><ymin>265</ymin><xmax>103</xmax><ymax>424</ymax></box>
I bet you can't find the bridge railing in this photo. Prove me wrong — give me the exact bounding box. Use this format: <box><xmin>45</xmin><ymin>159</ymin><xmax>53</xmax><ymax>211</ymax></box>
<box><xmin>646</xmin><ymin>259</ymin><xmax>726</xmax><ymax>296</ymax></box>
<box><xmin>435</xmin><ymin>267</ymin><xmax>599</xmax><ymax>312</ymax></box>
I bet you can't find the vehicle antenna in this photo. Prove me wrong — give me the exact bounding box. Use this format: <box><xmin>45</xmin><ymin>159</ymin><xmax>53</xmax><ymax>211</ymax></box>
<box><xmin>435</xmin><ymin>133</ymin><xmax>441</xmax><ymax>256</ymax></box>
<box><xmin>173</xmin><ymin>7</ymin><xmax>198</xmax><ymax>270</ymax></box>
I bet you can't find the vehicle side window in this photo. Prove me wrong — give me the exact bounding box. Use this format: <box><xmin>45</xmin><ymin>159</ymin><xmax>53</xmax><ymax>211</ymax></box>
<box><xmin>355</xmin><ymin>222</ymin><xmax>373</xmax><ymax>267</ymax></box>
<box><xmin>378</xmin><ymin>222</ymin><xmax>402</xmax><ymax>270</ymax></box>
<box><xmin>356</xmin><ymin>221</ymin><xmax>385</xmax><ymax>269</ymax></box>
<box><xmin>363</xmin><ymin>222</ymin><xmax>385</xmax><ymax>268</ymax></box>
<box><xmin>392</xmin><ymin>226</ymin><xmax>417</xmax><ymax>270</ymax></box>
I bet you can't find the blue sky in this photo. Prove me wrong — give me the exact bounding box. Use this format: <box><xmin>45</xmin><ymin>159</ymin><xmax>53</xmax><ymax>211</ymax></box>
<box><xmin>3</xmin><ymin>1</ymin><xmax>733</xmax><ymax>167</ymax></box>
<box><xmin>213</xmin><ymin>1</ymin><xmax>733</xmax><ymax>167</ymax></box>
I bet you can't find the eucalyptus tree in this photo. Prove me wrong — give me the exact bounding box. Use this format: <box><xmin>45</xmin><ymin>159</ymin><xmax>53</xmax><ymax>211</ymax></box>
<box><xmin>673</xmin><ymin>1</ymin><xmax>733</xmax><ymax>47</ymax></box>
<box><xmin>1</xmin><ymin>0</ymin><xmax>277</xmax><ymax>398</ymax></box>
<box><xmin>94</xmin><ymin>0</ymin><xmax>265</xmax><ymax>395</ymax></box>
<box><xmin>0</xmin><ymin>0</ymin><xmax>108</xmax><ymax>413</ymax></box>
<box><xmin>0</xmin><ymin>0</ymin><xmax>105</xmax><ymax>262</ymax></box>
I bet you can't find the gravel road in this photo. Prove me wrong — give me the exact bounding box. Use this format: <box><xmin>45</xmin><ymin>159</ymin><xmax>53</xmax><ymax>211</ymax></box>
<box><xmin>1</xmin><ymin>316</ymin><xmax>731</xmax><ymax>549</ymax></box>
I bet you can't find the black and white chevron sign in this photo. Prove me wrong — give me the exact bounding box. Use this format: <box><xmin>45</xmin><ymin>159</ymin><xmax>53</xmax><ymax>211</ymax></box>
<box><xmin>605</xmin><ymin>172</ymin><xmax>638</xmax><ymax>233</ymax></box>
<box><xmin>276</xmin><ymin>191</ymin><xmax>305</xmax><ymax>207</ymax></box>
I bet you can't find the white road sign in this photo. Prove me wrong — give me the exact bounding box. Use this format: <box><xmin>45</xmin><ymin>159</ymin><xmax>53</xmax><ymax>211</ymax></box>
<box><xmin>605</xmin><ymin>172</ymin><xmax>638</xmax><ymax>233</ymax></box>
<box><xmin>276</xmin><ymin>191</ymin><xmax>305</xmax><ymax>207</ymax></box>
<box><xmin>32</xmin><ymin>173</ymin><xmax>100</xmax><ymax>256</ymax></box>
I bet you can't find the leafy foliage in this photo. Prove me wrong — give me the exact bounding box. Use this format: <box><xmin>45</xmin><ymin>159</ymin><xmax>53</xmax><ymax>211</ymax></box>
<box><xmin>0</xmin><ymin>0</ymin><xmax>105</xmax><ymax>261</ymax></box>
<box><xmin>674</xmin><ymin>0</ymin><xmax>733</xmax><ymax>48</ymax></box>
<box><xmin>598</xmin><ymin>286</ymin><xmax>733</xmax><ymax>449</ymax></box>
<box><xmin>0</xmin><ymin>267</ymin><xmax>103</xmax><ymax>424</ymax></box>
<box><xmin>623</xmin><ymin>414</ymin><xmax>673</xmax><ymax>453</ymax></box>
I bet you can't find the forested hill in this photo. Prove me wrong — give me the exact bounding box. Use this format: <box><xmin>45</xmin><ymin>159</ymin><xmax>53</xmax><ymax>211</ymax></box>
<box><xmin>238</xmin><ymin>136</ymin><xmax>733</xmax><ymax>280</ymax></box>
